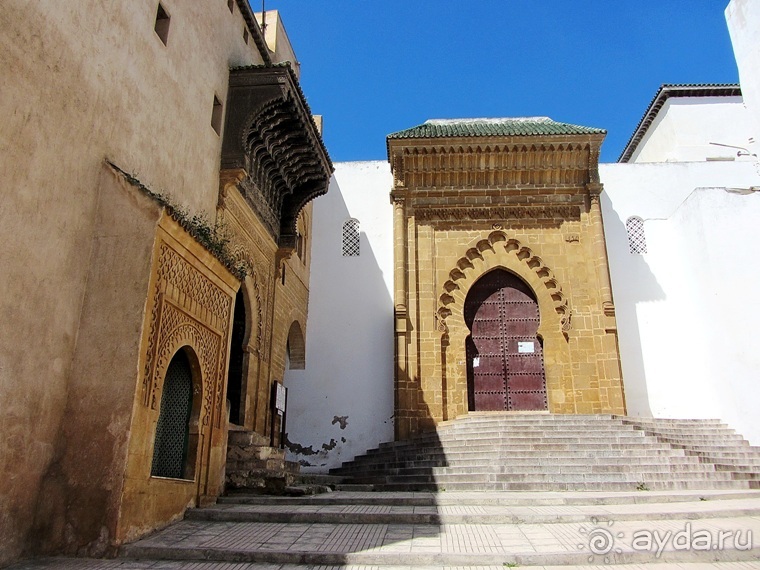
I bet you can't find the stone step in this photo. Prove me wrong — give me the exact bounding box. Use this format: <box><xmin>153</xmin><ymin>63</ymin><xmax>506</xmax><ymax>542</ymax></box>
<box><xmin>364</xmin><ymin>480</ymin><xmax>750</xmax><ymax>491</ymax></box>
<box><xmin>641</xmin><ymin>434</ymin><xmax>750</xmax><ymax>446</ymax></box>
<box><xmin>617</xmin><ymin>417</ymin><xmax>728</xmax><ymax>425</ymax></box>
<box><xmin>428</xmin><ymin>464</ymin><xmax>719</xmax><ymax>476</ymax></box>
<box><xmin>690</xmin><ymin>450</ymin><xmax>760</xmax><ymax>461</ymax></box>
<box><xmin>715</xmin><ymin>463</ymin><xmax>760</xmax><ymax>472</ymax></box>
<box><xmin>335</xmin><ymin>458</ymin><xmax>707</xmax><ymax>474</ymax></box>
<box><xmin>218</xmin><ymin>488</ymin><xmax>760</xmax><ymax>506</ymax></box>
<box><xmin>380</xmin><ymin>435</ymin><xmax>663</xmax><ymax>447</ymax></box>
<box><xmin>188</xmin><ymin>496</ymin><xmax>760</xmax><ymax>525</ymax></box>
<box><xmin>627</xmin><ymin>426</ymin><xmax>740</xmax><ymax>436</ymax></box>
<box><xmin>364</xmin><ymin>441</ymin><xmax>681</xmax><ymax>455</ymax></box>
<box><xmin>227</xmin><ymin>429</ymin><xmax>271</xmax><ymax>447</ymax></box>
<box><xmin>341</xmin><ymin>456</ymin><xmax>712</xmax><ymax>474</ymax></box>
<box><xmin>345</xmin><ymin>446</ymin><xmax>688</xmax><ymax>465</ymax></box>
<box><xmin>378</xmin><ymin>471</ymin><xmax>737</xmax><ymax>484</ymax></box>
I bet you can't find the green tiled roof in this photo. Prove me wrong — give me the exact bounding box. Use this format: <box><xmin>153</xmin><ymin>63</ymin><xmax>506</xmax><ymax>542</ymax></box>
<box><xmin>387</xmin><ymin>117</ymin><xmax>606</xmax><ymax>140</ymax></box>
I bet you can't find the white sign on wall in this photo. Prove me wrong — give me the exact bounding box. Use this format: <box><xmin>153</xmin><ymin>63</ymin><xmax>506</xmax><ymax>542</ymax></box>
<box><xmin>518</xmin><ymin>342</ymin><xmax>535</xmax><ymax>354</ymax></box>
<box><xmin>275</xmin><ymin>382</ymin><xmax>287</xmax><ymax>415</ymax></box>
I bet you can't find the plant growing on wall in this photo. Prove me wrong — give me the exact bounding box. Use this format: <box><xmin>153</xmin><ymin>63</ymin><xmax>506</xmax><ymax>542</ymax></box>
<box><xmin>108</xmin><ymin>161</ymin><xmax>250</xmax><ymax>280</ymax></box>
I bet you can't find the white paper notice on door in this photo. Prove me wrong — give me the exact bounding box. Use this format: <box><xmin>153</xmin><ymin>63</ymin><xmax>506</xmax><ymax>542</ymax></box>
<box><xmin>517</xmin><ymin>341</ymin><xmax>535</xmax><ymax>354</ymax></box>
<box><xmin>473</xmin><ymin>357</ymin><xmax>480</xmax><ymax>368</ymax></box>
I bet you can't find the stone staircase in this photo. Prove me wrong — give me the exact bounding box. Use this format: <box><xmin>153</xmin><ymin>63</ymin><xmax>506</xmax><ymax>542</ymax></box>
<box><xmin>620</xmin><ymin>417</ymin><xmax>760</xmax><ymax>488</ymax></box>
<box><xmin>329</xmin><ymin>414</ymin><xmax>760</xmax><ymax>491</ymax></box>
<box><xmin>225</xmin><ymin>429</ymin><xmax>301</xmax><ymax>493</ymax></box>
<box><xmin>118</xmin><ymin>489</ymin><xmax>760</xmax><ymax>566</ymax></box>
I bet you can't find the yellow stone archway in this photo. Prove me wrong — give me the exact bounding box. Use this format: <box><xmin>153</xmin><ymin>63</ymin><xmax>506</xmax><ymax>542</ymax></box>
<box><xmin>436</xmin><ymin>231</ymin><xmax>574</xmax><ymax>420</ymax></box>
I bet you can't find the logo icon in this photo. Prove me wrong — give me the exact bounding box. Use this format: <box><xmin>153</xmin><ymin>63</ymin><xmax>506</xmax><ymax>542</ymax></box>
<box><xmin>578</xmin><ymin>518</ymin><xmax>625</xmax><ymax>563</ymax></box>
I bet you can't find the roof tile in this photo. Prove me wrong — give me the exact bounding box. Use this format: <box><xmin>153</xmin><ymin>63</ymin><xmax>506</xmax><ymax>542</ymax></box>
<box><xmin>387</xmin><ymin>117</ymin><xmax>606</xmax><ymax>140</ymax></box>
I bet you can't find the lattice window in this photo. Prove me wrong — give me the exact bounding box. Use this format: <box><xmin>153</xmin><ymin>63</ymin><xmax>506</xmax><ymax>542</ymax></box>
<box><xmin>342</xmin><ymin>219</ymin><xmax>360</xmax><ymax>257</ymax></box>
<box><xmin>626</xmin><ymin>216</ymin><xmax>647</xmax><ymax>254</ymax></box>
<box><xmin>151</xmin><ymin>350</ymin><xmax>193</xmax><ymax>479</ymax></box>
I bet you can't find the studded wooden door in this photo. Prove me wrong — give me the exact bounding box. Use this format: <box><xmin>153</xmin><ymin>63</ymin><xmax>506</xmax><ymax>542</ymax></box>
<box><xmin>465</xmin><ymin>269</ymin><xmax>547</xmax><ymax>411</ymax></box>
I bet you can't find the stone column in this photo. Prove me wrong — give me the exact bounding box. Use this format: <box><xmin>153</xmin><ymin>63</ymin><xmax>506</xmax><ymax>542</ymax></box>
<box><xmin>587</xmin><ymin>184</ymin><xmax>614</xmax><ymax>314</ymax></box>
<box><xmin>392</xmin><ymin>195</ymin><xmax>409</xmax><ymax>439</ymax></box>
<box><xmin>588</xmin><ymin>183</ymin><xmax>627</xmax><ymax>414</ymax></box>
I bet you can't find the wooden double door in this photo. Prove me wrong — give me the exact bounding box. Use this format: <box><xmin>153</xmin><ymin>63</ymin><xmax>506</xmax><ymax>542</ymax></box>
<box><xmin>465</xmin><ymin>269</ymin><xmax>547</xmax><ymax>411</ymax></box>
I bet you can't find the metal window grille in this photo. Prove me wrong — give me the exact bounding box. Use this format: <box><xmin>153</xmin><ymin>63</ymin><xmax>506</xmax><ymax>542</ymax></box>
<box><xmin>151</xmin><ymin>350</ymin><xmax>193</xmax><ymax>479</ymax></box>
<box><xmin>342</xmin><ymin>219</ymin><xmax>360</xmax><ymax>257</ymax></box>
<box><xmin>626</xmin><ymin>216</ymin><xmax>647</xmax><ymax>254</ymax></box>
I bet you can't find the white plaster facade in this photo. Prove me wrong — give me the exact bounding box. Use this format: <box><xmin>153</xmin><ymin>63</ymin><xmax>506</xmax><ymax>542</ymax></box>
<box><xmin>284</xmin><ymin>162</ymin><xmax>395</xmax><ymax>471</ymax></box>
<box><xmin>601</xmin><ymin>161</ymin><xmax>760</xmax><ymax>444</ymax></box>
<box><xmin>626</xmin><ymin>96</ymin><xmax>754</xmax><ymax>163</ymax></box>
<box><xmin>727</xmin><ymin>0</ymin><xmax>760</xmax><ymax>153</ymax></box>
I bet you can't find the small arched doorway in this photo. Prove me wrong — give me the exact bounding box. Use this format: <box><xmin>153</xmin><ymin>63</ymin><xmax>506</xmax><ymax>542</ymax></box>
<box><xmin>464</xmin><ymin>269</ymin><xmax>547</xmax><ymax>412</ymax></box>
<box><xmin>227</xmin><ymin>289</ymin><xmax>246</xmax><ymax>425</ymax></box>
<box><xmin>151</xmin><ymin>348</ymin><xmax>197</xmax><ymax>479</ymax></box>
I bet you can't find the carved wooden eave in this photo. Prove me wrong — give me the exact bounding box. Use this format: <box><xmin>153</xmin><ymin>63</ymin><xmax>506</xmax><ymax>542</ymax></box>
<box><xmin>221</xmin><ymin>64</ymin><xmax>333</xmax><ymax>251</ymax></box>
<box><xmin>387</xmin><ymin>134</ymin><xmax>605</xmax><ymax>194</ymax></box>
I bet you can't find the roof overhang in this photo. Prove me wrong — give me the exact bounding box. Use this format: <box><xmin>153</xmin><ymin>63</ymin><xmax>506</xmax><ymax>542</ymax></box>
<box><xmin>618</xmin><ymin>83</ymin><xmax>742</xmax><ymax>163</ymax></box>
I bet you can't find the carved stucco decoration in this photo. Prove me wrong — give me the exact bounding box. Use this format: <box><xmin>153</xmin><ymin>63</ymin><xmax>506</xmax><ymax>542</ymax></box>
<box><xmin>228</xmin><ymin>243</ymin><xmax>266</xmax><ymax>361</ymax></box>
<box><xmin>389</xmin><ymin>142</ymin><xmax>596</xmax><ymax>189</ymax></box>
<box><xmin>415</xmin><ymin>205</ymin><xmax>581</xmax><ymax>223</ymax></box>
<box><xmin>142</xmin><ymin>243</ymin><xmax>233</xmax><ymax>430</ymax></box>
<box><xmin>437</xmin><ymin>230</ymin><xmax>572</xmax><ymax>334</ymax></box>
<box><xmin>217</xmin><ymin>187</ymin><xmax>273</xmax><ymax>362</ymax></box>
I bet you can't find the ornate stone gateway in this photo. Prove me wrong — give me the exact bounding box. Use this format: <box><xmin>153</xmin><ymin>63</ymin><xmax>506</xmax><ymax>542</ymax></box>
<box><xmin>465</xmin><ymin>269</ymin><xmax>547</xmax><ymax>412</ymax></box>
<box><xmin>387</xmin><ymin>117</ymin><xmax>626</xmax><ymax>440</ymax></box>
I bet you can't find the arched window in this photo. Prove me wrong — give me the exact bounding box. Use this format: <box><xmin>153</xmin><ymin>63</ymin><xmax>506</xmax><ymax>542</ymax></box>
<box><xmin>286</xmin><ymin>321</ymin><xmax>306</xmax><ymax>370</ymax></box>
<box><xmin>151</xmin><ymin>349</ymin><xmax>194</xmax><ymax>479</ymax></box>
<box><xmin>342</xmin><ymin>218</ymin><xmax>360</xmax><ymax>257</ymax></box>
<box><xmin>625</xmin><ymin>216</ymin><xmax>647</xmax><ymax>254</ymax></box>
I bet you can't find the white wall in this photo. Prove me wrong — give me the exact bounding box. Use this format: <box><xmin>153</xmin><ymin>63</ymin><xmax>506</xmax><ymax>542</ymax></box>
<box><xmin>601</xmin><ymin>160</ymin><xmax>760</xmax><ymax>444</ymax></box>
<box><xmin>727</xmin><ymin>0</ymin><xmax>760</xmax><ymax>150</ymax></box>
<box><xmin>284</xmin><ymin>161</ymin><xmax>395</xmax><ymax>472</ymax></box>
<box><xmin>629</xmin><ymin>97</ymin><xmax>755</xmax><ymax>163</ymax></box>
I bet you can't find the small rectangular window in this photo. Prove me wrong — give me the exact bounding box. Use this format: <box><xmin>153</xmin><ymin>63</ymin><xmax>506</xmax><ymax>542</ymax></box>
<box><xmin>243</xmin><ymin>27</ymin><xmax>249</xmax><ymax>44</ymax></box>
<box><xmin>227</xmin><ymin>0</ymin><xmax>234</xmax><ymax>13</ymax></box>
<box><xmin>154</xmin><ymin>3</ymin><xmax>170</xmax><ymax>46</ymax></box>
<box><xmin>211</xmin><ymin>95</ymin><xmax>223</xmax><ymax>135</ymax></box>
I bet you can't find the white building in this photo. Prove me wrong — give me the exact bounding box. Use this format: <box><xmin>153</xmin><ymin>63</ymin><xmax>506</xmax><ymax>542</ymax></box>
<box><xmin>285</xmin><ymin>0</ymin><xmax>760</xmax><ymax>471</ymax></box>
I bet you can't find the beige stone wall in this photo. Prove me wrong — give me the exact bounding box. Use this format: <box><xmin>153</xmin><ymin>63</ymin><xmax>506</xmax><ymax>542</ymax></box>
<box><xmin>389</xmin><ymin>138</ymin><xmax>626</xmax><ymax>439</ymax></box>
<box><xmin>29</xmin><ymin>165</ymin><xmax>164</xmax><ymax>557</ymax></box>
<box><xmin>0</xmin><ymin>1</ymin><xmax>297</xmax><ymax>563</ymax></box>
<box><xmin>217</xmin><ymin>181</ymin><xmax>312</xmax><ymax>441</ymax></box>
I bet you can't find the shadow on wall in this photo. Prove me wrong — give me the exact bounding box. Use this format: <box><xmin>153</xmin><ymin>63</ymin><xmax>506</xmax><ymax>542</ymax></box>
<box><xmin>602</xmin><ymin>193</ymin><xmax>666</xmax><ymax>417</ymax></box>
<box><xmin>327</xmin><ymin>371</ymin><xmax>450</xmax><ymax>493</ymax></box>
<box><xmin>282</xmin><ymin>172</ymin><xmax>395</xmax><ymax>471</ymax></box>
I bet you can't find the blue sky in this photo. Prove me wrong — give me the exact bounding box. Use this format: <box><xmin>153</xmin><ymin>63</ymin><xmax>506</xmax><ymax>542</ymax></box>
<box><xmin>270</xmin><ymin>1</ymin><xmax>739</xmax><ymax>164</ymax></box>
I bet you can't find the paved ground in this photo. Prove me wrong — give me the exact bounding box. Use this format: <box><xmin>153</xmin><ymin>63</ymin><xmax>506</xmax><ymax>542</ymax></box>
<box><xmin>121</xmin><ymin>516</ymin><xmax>760</xmax><ymax>565</ymax></box>
<box><xmin>8</xmin><ymin>490</ymin><xmax>760</xmax><ymax>569</ymax></box>
<box><xmin>10</xmin><ymin>561</ymin><xmax>760</xmax><ymax>569</ymax></box>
